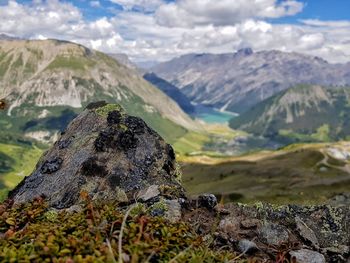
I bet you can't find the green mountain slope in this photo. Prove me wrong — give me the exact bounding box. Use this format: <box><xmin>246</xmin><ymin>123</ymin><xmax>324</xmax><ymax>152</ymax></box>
<box><xmin>182</xmin><ymin>143</ymin><xmax>350</xmax><ymax>204</ymax></box>
<box><xmin>229</xmin><ymin>85</ymin><xmax>350</xmax><ymax>142</ymax></box>
<box><xmin>0</xmin><ymin>39</ymin><xmax>200</xmax><ymax>144</ymax></box>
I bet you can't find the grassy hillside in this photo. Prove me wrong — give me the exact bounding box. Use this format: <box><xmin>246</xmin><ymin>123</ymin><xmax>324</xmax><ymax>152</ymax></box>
<box><xmin>229</xmin><ymin>85</ymin><xmax>350</xmax><ymax>143</ymax></box>
<box><xmin>0</xmin><ymin>142</ymin><xmax>43</xmax><ymax>200</ymax></box>
<box><xmin>182</xmin><ymin>142</ymin><xmax>350</xmax><ymax>205</ymax></box>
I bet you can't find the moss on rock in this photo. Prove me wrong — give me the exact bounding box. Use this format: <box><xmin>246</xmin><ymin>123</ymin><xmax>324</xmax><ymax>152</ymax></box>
<box><xmin>95</xmin><ymin>104</ymin><xmax>125</xmax><ymax>117</ymax></box>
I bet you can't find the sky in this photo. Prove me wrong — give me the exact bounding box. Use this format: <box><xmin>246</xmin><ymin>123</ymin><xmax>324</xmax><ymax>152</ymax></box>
<box><xmin>0</xmin><ymin>0</ymin><xmax>350</xmax><ymax>64</ymax></box>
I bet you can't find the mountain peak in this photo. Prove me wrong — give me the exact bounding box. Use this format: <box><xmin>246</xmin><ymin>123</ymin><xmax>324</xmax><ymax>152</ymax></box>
<box><xmin>236</xmin><ymin>47</ymin><xmax>253</xmax><ymax>56</ymax></box>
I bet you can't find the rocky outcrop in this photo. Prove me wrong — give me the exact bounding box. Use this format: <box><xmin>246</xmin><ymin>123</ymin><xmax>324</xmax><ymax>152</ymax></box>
<box><xmin>183</xmin><ymin>200</ymin><xmax>350</xmax><ymax>262</ymax></box>
<box><xmin>9</xmin><ymin>102</ymin><xmax>184</xmax><ymax>208</ymax></box>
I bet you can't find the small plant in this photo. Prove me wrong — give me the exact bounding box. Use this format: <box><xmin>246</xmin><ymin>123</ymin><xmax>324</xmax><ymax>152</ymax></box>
<box><xmin>0</xmin><ymin>198</ymin><xmax>240</xmax><ymax>262</ymax></box>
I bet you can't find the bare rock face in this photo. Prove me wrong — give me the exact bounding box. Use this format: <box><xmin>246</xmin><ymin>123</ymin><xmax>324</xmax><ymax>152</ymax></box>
<box><xmin>8</xmin><ymin>102</ymin><xmax>184</xmax><ymax>208</ymax></box>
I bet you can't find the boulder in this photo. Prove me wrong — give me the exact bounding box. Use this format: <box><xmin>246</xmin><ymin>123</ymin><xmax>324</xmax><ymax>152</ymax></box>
<box><xmin>8</xmin><ymin>103</ymin><xmax>184</xmax><ymax>208</ymax></box>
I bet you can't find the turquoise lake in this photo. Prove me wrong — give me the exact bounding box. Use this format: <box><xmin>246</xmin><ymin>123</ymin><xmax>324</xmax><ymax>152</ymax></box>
<box><xmin>192</xmin><ymin>105</ymin><xmax>238</xmax><ymax>124</ymax></box>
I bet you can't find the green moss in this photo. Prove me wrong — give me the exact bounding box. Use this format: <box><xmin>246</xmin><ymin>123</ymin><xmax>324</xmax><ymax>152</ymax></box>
<box><xmin>95</xmin><ymin>104</ymin><xmax>125</xmax><ymax>117</ymax></box>
<box><xmin>148</xmin><ymin>199</ymin><xmax>168</xmax><ymax>214</ymax></box>
<box><xmin>0</xmin><ymin>199</ymin><xmax>239</xmax><ymax>262</ymax></box>
<box><xmin>44</xmin><ymin>210</ymin><xmax>58</xmax><ymax>222</ymax></box>
<box><xmin>129</xmin><ymin>203</ymin><xmax>147</xmax><ymax>217</ymax></box>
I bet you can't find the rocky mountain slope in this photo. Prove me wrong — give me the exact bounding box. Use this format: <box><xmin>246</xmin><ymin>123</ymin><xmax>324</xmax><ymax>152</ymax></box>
<box><xmin>143</xmin><ymin>73</ymin><xmax>195</xmax><ymax>114</ymax></box>
<box><xmin>108</xmin><ymin>53</ymin><xmax>139</xmax><ymax>71</ymax></box>
<box><xmin>152</xmin><ymin>48</ymin><xmax>350</xmax><ymax>113</ymax></box>
<box><xmin>2</xmin><ymin>105</ymin><xmax>349</xmax><ymax>262</ymax></box>
<box><xmin>229</xmin><ymin>85</ymin><xmax>350</xmax><ymax>142</ymax></box>
<box><xmin>0</xmin><ymin>39</ymin><xmax>199</xmax><ymax>144</ymax></box>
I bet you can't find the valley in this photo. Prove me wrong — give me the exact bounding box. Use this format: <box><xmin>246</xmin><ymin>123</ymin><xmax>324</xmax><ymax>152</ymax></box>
<box><xmin>181</xmin><ymin>142</ymin><xmax>350</xmax><ymax>205</ymax></box>
<box><xmin>1</xmin><ymin>38</ymin><xmax>350</xmax><ymax>207</ymax></box>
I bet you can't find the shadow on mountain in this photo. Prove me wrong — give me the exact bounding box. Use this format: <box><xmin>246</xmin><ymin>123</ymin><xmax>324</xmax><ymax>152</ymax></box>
<box><xmin>22</xmin><ymin>109</ymin><xmax>78</xmax><ymax>132</ymax></box>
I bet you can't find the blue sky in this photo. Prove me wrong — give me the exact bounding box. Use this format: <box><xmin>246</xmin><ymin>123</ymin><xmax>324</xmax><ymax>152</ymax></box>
<box><xmin>23</xmin><ymin>0</ymin><xmax>348</xmax><ymax>24</ymax></box>
<box><xmin>273</xmin><ymin>0</ymin><xmax>350</xmax><ymax>24</ymax></box>
<box><xmin>0</xmin><ymin>0</ymin><xmax>350</xmax><ymax>63</ymax></box>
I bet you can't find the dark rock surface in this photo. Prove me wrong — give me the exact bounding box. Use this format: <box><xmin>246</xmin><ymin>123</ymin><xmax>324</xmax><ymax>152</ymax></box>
<box><xmin>8</xmin><ymin>103</ymin><xmax>184</xmax><ymax>208</ymax></box>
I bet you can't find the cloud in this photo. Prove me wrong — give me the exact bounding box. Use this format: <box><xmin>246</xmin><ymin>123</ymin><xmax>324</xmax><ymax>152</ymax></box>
<box><xmin>109</xmin><ymin>0</ymin><xmax>163</xmax><ymax>12</ymax></box>
<box><xmin>0</xmin><ymin>1</ymin><xmax>349</xmax><ymax>64</ymax></box>
<box><xmin>155</xmin><ymin>0</ymin><xmax>304</xmax><ymax>27</ymax></box>
<box><xmin>90</xmin><ymin>1</ymin><xmax>101</xmax><ymax>8</ymax></box>
<box><xmin>0</xmin><ymin>0</ymin><xmax>82</xmax><ymax>37</ymax></box>
<box><xmin>301</xmin><ymin>19</ymin><xmax>350</xmax><ymax>28</ymax></box>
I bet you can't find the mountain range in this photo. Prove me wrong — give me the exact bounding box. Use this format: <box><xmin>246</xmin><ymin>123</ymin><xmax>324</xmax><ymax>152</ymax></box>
<box><xmin>229</xmin><ymin>85</ymin><xmax>350</xmax><ymax>143</ymax></box>
<box><xmin>151</xmin><ymin>48</ymin><xmax>350</xmax><ymax>113</ymax></box>
<box><xmin>0</xmin><ymin>39</ymin><xmax>200</xmax><ymax>144</ymax></box>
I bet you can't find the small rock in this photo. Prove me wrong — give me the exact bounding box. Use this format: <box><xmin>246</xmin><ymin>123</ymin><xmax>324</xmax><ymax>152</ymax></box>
<box><xmin>259</xmin><ymin>223</ymin><xmax>289</xmax><ymax>246</ymax></box>
<box><xmin>165</xmin><ymin>200</ymin><xmax>182</xmax><ymax>223</ymax></box>
<box><xmin>65</xmin><ymin>205</ymin><xmax>83</xmax><ymax>214</ymax></box>
<box><xmin>241</xmin><ymin>219</ymin><xmax>260</xmax><ymax>229</ymax></box>
<box><xmin>218</xmin><ymin>217</ymin><xmax>240</xmax><ymax>236</ymax></box>
<box><xmin>319</xmin><ymin>167</ymin><xmax>328</xmax><ymax>172</ymax></box>
<box><xmin>115</xmin><ymin>188</ymin><xmax>128</xmax><ymax>203</ymax></box>
<box><xmin>289</xmin><ymin>249</ymin><xmax>325</xmax><ymax>263</ymax></box>
<box><xmin>295</xmin><ymin>217</ymin><xmax>319</xmax><ymax>247</ymax></box>
<box><xmin>198</xmin><ymin>194</ymin><xmax>217</xmax><ymax>209</ymax></box>
<box><xmin>150</xmin><ymin>208</ymin><xmax>165</xmax><ymax>217</ymax></box>
<box><xmin>238</xmin><ymin>239</ymin><xmax>258</xmax><ymax>254</ymax></box>
<box><xmin>138</xmin><ymin>185</ymin><xmax>160</xmax><ymax>202</ymax></box>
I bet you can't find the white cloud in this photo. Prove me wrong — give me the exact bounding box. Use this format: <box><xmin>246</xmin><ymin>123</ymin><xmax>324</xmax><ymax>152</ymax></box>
<box><xmin>155</xmin><ymin>0</ymin><xmax>304</xmax><ymax>27</ymax></box>
<box><xmin>109</xmin><ymin>0</ymin><xmax>163</xmax><ymax>12</ymax></box>
<box><xmin>0</xmin><ymin>0</ymin><xmax>82</xmax><ymax>37</ymax></box>
<box><xmin>301</xmin><ymin>19</ymin><xmax>350</xmax><ymax>28</ymax></box>
<box><xmin>0</xmin><ymin>1</ymin><xmax>349</xmax><ymax>64</ymax></box>
<box><xmin>298</xmin><ymin>33</ymin><xmax>325</xmax><ymax>49</ymax></box>
<box><xmin>90</xmin><ymin>1</ymin><xmax>101</xmax><ymax>8</ymax></box>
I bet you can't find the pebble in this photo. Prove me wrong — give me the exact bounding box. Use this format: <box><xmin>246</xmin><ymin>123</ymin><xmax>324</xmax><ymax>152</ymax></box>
<box><xmin>289</xmin><ymin>249</ymin><xmax>325</xmax><ymax>263</ymax></box>
<box><xmin>238</xmin><ymin>239</ymin><xmax>258</xmax><ymax>254</ymax></box>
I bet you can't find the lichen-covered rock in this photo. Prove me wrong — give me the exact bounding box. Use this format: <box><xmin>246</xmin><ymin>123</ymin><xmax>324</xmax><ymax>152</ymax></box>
<box><xmin>183</xmin><ymin>201</ymin><xmax>350</xmax><ymax>262</ymax></box>
<box><xmin>8</xmin><ymin>103</ymin><xmax>184</xmax><ymax>208</ymax></box>
<box><xmin>259</xmin><ymin>222</ymin><xmax>289</xmax><ymax>246</ymax></box>
<box><xmin>295</xmin><ymin>216</ymin><xmax>319</xmax><ymax>247</ymax></box>
<box><xmin>289</xmin><ymin>249</ymin><xmax>326</xmax><ymax>263</ymax></box>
